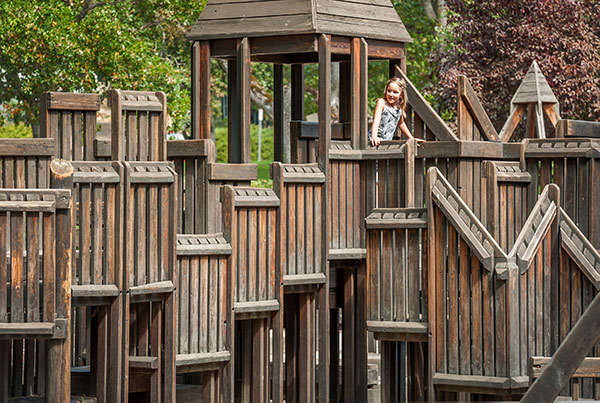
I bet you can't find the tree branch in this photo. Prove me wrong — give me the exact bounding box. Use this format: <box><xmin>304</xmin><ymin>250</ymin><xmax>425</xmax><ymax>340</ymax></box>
<box><xmin>77</xmin><ymin>0</ymin><xmax>122</xmax><ymax>21</ymax></box>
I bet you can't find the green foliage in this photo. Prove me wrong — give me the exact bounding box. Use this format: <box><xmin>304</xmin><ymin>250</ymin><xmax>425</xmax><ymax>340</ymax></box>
<box><xmin>431</xmin><ymin>0</ymin><xmax>600</xmax><ymax>126</ymax></box>
<box><xmin>392</xmin><ymin>0</ymin><xmax>445</xmax><ymax>92</ymax></box>
<box><xmin>215</xmin><ymin>125</ymin><xmax>274</xmax><ymax>164</ymax></box>
<box><xmin>0</xmin><ymin>124</ymin><xmax>33</xmax><ymax>138</ymax></box>
<box><xmin>0</xmin><ymin>0</ymin><xmax>208</xmax><ymax>131</ymax></box>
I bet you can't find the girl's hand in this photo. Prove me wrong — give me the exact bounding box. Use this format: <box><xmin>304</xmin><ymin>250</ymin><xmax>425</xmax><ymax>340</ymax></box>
<box><xmin>371</xmin><ymin>135</ymin><xmax>381</xmax><ymax>146</ymax></box>
<box><xmin>415</xmin><ymin>138</ymin><xmax>426</xmax><ymax>143</ymax></box>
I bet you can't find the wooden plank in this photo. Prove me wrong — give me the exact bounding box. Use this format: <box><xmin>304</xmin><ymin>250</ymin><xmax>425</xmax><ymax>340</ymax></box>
<box><xmin>523</xmin><ymin>289</ymin><xmax>600</xmax><ymax>402</ymax></box>
<box><xmin>458</xmin><ymin>75</ymin><xmax>499</xmax><ymax>141</ymax></box>
<box><xmin>238</xmin><ymin>38</ymin><xmax>251</xmax><ymax>163</ymax></box>
<box><xmin>556</xmin><ymin>119</ymin><xmax>600</xmax><ymax>138</ymax></box>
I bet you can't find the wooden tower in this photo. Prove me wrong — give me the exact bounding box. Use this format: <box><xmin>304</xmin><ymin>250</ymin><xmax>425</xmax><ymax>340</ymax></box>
<box><xmin>187</xmin><ymin>2</ymin><xmax>411</xmax><ymax>402</ymax></box>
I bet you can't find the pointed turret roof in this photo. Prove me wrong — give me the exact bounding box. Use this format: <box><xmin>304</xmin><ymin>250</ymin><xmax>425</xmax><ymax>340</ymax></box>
<box><xmin>187</xmin><ymin>0</ymin><xmax>411</xmax><ymax>43</ymax></box>
<box><xmin>511</xmin><ymin>61</ymin><xmax>559</xmax><ymax>105</ymax></box>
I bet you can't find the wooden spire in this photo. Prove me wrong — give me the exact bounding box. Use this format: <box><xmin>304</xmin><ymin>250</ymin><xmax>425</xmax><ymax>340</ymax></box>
<box><xmin>499</xmin><ymin>61</ymin><xmax>561</xmax><ymax>142</ymax></box>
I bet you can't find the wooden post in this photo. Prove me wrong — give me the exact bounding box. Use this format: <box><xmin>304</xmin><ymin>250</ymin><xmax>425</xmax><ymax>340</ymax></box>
<box><xmin>192</xmin><ymin>41</ymin><xmax>211</xmax><ymax>140</ymax></box>
<box><xmin>110</xmin><ymin>90</ymin><xmax>124</xmax><ymax>161</ymax></box>
<box><xmin>317</xmin><ymin>34</ymin><xmax>331</xmax><ymax>403</ymax></box>
<box><xmin>426</xmin><ymin>167</ymin><xmax>438</xmax><ymax>401</ymax></box>
<box><xmin>227</xmin><ymin>59</ymin><xmax>239</xmax><ymax>162</ymax></box>
<box><xmin>48</xmin><ymin>159</ymin><xmax>73</xmax><ymax>403</ymax></box>
<box><xmin>221</xmin><ymin>186</ymin><xmax>236</xmax><ymax>402</ymax></box>
<box><xmin>238</xmin><ymin>38</ymin><xmax>251</xmax><ymax>163</ymax></box>
<box><xmin>273</xmin><ymin>64</ymin><xmax>285</xmax><ymax>162</ymax></box>
<box><xmin>359</xmin><ymin>39</ymin><xmax>368</xmax><ymax>150</ymax></box>
<box><xmin>291</xmin><ymin>64</ymin><xmax>304</xmax><ymax>163</ymax></box>
<box><xmin>350</xmin><ymin>38</ymin><xmax>360</xmax><ymax>149</ymax></box>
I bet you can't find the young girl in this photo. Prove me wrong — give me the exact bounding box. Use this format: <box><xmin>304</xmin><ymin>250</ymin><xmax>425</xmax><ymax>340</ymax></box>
<box><xmin>369</xmin><ymin>77</ymin><xmax>423</xmax><ymax>146</ymax></box>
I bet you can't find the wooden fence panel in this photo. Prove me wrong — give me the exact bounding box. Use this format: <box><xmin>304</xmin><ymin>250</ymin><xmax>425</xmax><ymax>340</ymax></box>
<box><xmin>0</xmin><ymin>186</ymin><xmax>72</xmax><ymax>402</ymax></box>
<box><xmin>523</xmin><ymin>138</ymin><xmax>600</xmax><ymax>248</ymax></box>
<box><xmin>176</xmin><ymin>234</ymin><xmax>232</xmax><ymax>401</ymax></box>
<box><xmin>0</xmin><ymin>139</ymin><xmax>55</xmax><ymax>188</ymax></box>
<box><xmin>110</xmin><ymin>90</ymin><xmax>167</xmax><ymax>162</ymax></box>
<box><xmin>122</xmin><ymin>161</ymin><xmax>177</xmax><ymax>402</ymax></box>
<box><xmin>365</xmin><ymin>208</ymin><xmax>428</xmax><ymax>339</ymax></box>
<box><xmin>40</xmin><ymin>92</ymin><xmax>102</xmax><ymax>161</ymax></box>
<box><xmin>483</xmin><ymin>161</ymin><xmax>530</xmax><ymax>251</ymax></box>
<box><xmin>272</xmin><ymin>162</ymin><xmax>326</xmax><ymax>287</ymax></box>
<box><xmin>221</xmin><ymin>185</ymin><xmax>282</xmax><ymax>402</ymax></box>
<box><xmin>68</xmin><ymin>161</ymin><xmax>124</xmax><ymax>401</ymax></box>
<box><xmin>328</xmin><ymin>143</ymin><xmax>364</xmax><ymax>257</ymax></box>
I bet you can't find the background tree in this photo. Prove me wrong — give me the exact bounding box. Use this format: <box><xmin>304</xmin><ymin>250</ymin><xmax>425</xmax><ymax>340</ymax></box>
<box><xmin>430</xmin><ymin>0</ymin><xmax>600</xmax><ymax>128</ymax></box>
<box><xmin>0</xmin><ymin>0</ymin><xmax>208</xmax><ymax>131</ymax></box>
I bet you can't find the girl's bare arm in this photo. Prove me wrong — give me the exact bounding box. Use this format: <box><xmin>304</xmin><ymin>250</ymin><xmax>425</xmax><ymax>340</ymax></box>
<box><xmin>370</xmin><ymin>98</ymin><xmax>386</xmax><ymax>146</ymax></box>
<box><xmin>399</xmin><ymin>119</ymin><xmax>425</xmax><ymax>142</ymax></box>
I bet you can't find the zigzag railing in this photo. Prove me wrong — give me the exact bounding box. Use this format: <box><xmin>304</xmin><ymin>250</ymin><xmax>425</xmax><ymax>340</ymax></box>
<box><xmin>427</xmin><ymin>167</ymin><xmax>559</xmax><ymax>395</ymax></box>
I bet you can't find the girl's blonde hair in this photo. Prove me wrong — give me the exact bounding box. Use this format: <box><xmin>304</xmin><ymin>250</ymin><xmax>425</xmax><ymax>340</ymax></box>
<box><xmin>384</xmin><ymin>76</ymin><xmax>408</xmax><ymax>113</ymax></box>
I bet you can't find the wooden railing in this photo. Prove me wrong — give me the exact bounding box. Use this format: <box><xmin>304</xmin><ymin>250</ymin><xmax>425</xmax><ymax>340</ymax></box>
<box><xmin>428</xmin><ymin>167</ymin><xmax>559</xmax><ymax>395</ymax></box>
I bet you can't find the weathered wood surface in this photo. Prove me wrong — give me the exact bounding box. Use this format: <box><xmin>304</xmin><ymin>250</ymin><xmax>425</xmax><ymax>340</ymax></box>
<box><xmin>365</xmin><ymin>208</ymin><xmax>428</xmax><ymax>341</ymax></box>
<box><xmin>556</xmin><ymin>119</ymin><xmax>600</xmax><ymax>138</ymax></box>
<box><xmin>427</xmin><ymin>167</ymin><xmax>559</xmax><ymax>396</ymax></box>
<box><xmin>0</xmin><ymin>162</ymin><xmax>73</xmax><ymax>401</ymax></box>
<box><xmin>176</xmin><ymin>233</ymin><xmax>232</xmax><ymax>401</ymax></box>
<box><xmin>0</xmin><ymin>139</ymin><xmax>55</xmax><ymax>190</ymax></box>
<box><xmin>457</xmin><ymin>76</ymin><xmax>499</xmax><ymax>142</ymax></box>
<box><xmin>522</xmin><ymin>138</ymin><xmax>600</xmax><ymax>249</ymax></box>
<box><xmin>110</xmin><ymin>89</ymin><xmax>167</xmax><ymax>161</ymax></box>
<box><xmin>221</xmin><ymin>185</ymin><xmax>282</xmax><ymax>402</ymax></box>
<box><xmin>40</xmin><ymin>92</ymin><xmax>103</xmax><ymax>161</ymax></box>
<box><xmin>122</xmin><ymin>161</ymin><xmax>177</xmax><ymax>402</ymax></box>
<box><xmin>70</xmin><ymin>161</ymin><xmax>124</xmax><ymax>402</ymax></box>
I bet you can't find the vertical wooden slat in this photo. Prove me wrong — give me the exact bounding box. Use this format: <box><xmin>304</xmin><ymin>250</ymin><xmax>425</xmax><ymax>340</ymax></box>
<box><xmin>209</xmin><ymin>258</ymin><xmax>218</xmax><ymax>352</ymax></box>
<box><xmin>179</xmin><ymin>258</ymin><xmax>190</xmax><ymax>355</ymax></box>
<box><xmin>318</xmin><ymin>34</ymin><xmax>331</xmax><ymax>403</ymax></box>
<box><xmin>73</xmin><ymin>112</ymin><xmax>83</xmax><ymax>160</ymax></box>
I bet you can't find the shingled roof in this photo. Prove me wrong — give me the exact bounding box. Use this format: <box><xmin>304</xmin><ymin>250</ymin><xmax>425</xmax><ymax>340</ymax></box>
<box><xmin>187</xmin><ymin>0</ymin><xmax>412</xmax><ymax>43</ymax></box>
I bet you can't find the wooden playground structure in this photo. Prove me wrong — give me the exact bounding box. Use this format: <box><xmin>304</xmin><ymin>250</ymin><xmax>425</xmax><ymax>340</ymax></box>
<box><xmin>2</xmin><ymin>1</ymin><xmax>600</xmax><ymax>402</ymax></box>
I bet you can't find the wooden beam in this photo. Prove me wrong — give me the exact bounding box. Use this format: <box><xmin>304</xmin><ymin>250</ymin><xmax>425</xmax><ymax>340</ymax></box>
<box><xmin>196</xmin><ymin>41</ymin><xmax>211</xmax><ymax>140</ymax></box>
<box><xmin>457</xmin><ymin>76</ymin><xmax>499</xmax><ymax>141</ymax></box>
<box><xmin>556</xmin><ymin>119</ymin><xmax>600</xmax><ymax>138</ymax></box>
<box><xmin>350</xmin><ymin>38</ymin><xmax>360</xmax><ymax>149</ymax></box>
<box><xmin>499</xmin><ymin>104</ymin><xmax>526</xmax><ymax>142</ymax></box>
<box><xmin>522</xmin><ymin>290</ymin><xmax>600</xmax><ymax>402</ymax></box>
<box><xmin>359</xmin><ymin>38</ymin><xmax>368</xmax><ymax>150</ymax></box>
